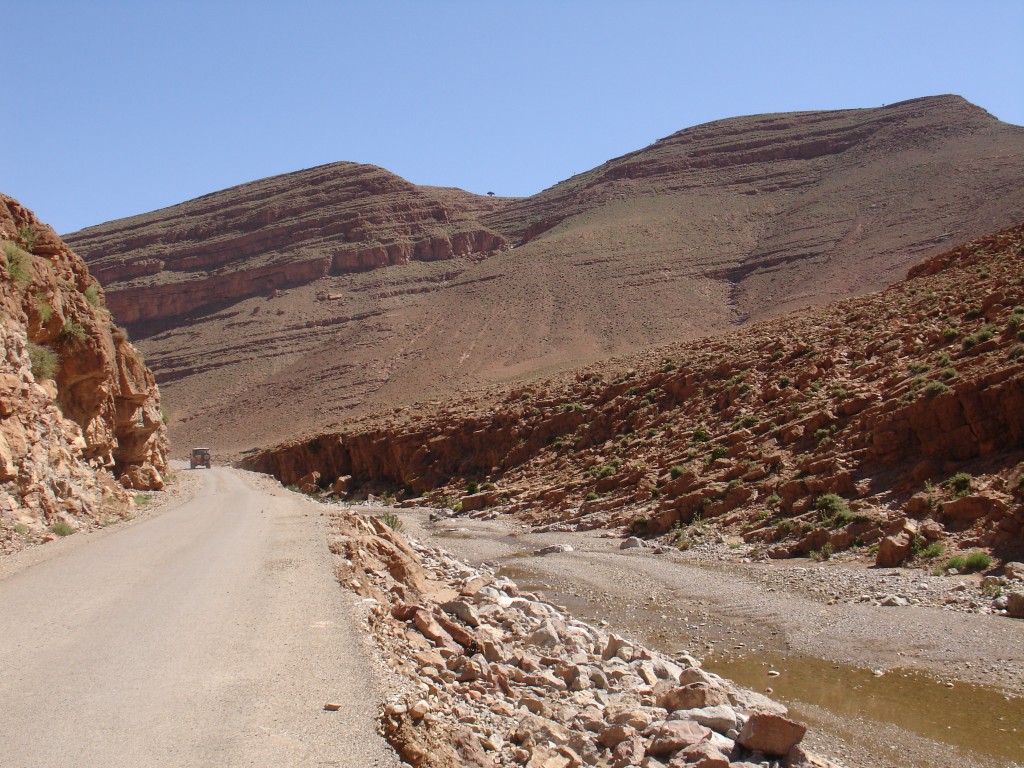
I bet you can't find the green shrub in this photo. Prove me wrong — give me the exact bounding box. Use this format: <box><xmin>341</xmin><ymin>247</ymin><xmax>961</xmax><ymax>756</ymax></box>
<box><xmin>466</xmin><ymin>481</ymin><xmax>480</xmax><ymax>495</ymax></box>
<box><xmin>943</xmin><ymin>555</ymin><xmax>968</xmax><ymax>571</ymax></box>
<box><xmin>28</xmin><ymin>343</ymin><xmax>59</xmax><ymax>380</ymax></box>
<box><xmin>944</xmin><ymin>472</ymin><xmax>972</xmax><ymax>498</ymax></box>
<box><xmin>691</xmin><ymin>427</ymin><xmax>710</xmax><ymax>443</ymax></box>
<box><xmin>589</xmin><ymin>464</ymin><xmax>616</xmax><ymax>479</ymax></box>
<box><xmin>963</xmin><ymin>325</ymin><xmax>996</xmax><ymax>349</ymax></box>
<box><xmin>924</xmin><ymin>381</ymin><xmax>951</xmax><ymax>397</ymax></box>
<box><xmin>661</xmin><ymin>361</ymin><xmax>677</xmax><ymax>373</ymax></box>
<box><xmin>377</xmin><ymin>510</ymin><xmax>404</xmax><ymax>532</ymax></box>
<box><xmin>160</xmin><ymin>405</ymin><xmax>169</xmax><ymax>425</ymax></box>
<box><xmin>34</xmin><ymin>293</ymin><xmax>53</xmax><ymax>324</ymax></box>
<box><xmin>17</xmin><ymin>225</ymin><xmax>39</xmax><ymax>251</ymax></box>
<box><xmin>630</xmin><ymin>515</ymin><xmax>648</xmax><ymax>534</ymax></box>
<box><xmin>60</xmin><ymin>319</ymin><xmax>88</xmax><ymax>346</ymax></box>
<box><xmin>939</xmin><ymin>368</ymin><xmax>956</xmax><ymax>380</ymax></box>
<box><xmin>766</xmin><ymin>492</ymin><xmax>781</xmax><ymax>507</ymax></box>
<box><xmin>734</xmin><ymin>414</ymin><xmax>757</xmax><ymax>429</ymax></box>
<box><xmin>908</xmin><ymin>361</ymin><xmax>930</xmax><ymax>374</ymax></box>
<box><xmin>83</xmin><ymin>284</ymin><xmax>100</xmax><ymax>306</ymax></box>
<box><xmin>669</xmin><ymin>465</ymin><xmax>685</xmax><ymax>479</ymax></box>
<box><xmin>49</xmin><ymin>521</ymin><xmax>74</xmax><ymax>537</ymax></box>
<box><xmin>585</xmin><ymin>491</ymin><xmax>599</xmax><ymax>501</ymax></box>
<box><xmin>942</xmin><ymin>327</ymin><xmax>958</xmax><ymax>341</ymax></box>
<box><xmin>709</xmin><ymin>446</ymin><xmax>728</xmax><ymax>461</ymax></box>
<box><xmin>778</xmin><ymin>375</ymin><xmax>790</xmax><ymax>388</ymax></box>
<box><xmin>919</xmin><ymin>541</ymin><xmax>944</xmax><ymax>559</ymax></box>
<box><xmin>964</xmin><ymin>552</ymin><xmax>991</xmax><ymax>571</ymax></box>
<box><xmin>814</xmin><ymin>493</ymin><xmax>867</xmax><ymax>526</ymax></box>
<box><xmin>135</xmin><ymin>494</ymin><xmax>151</xmax><ymax>506</ymax></box>
<box><xmin>811</xmin><ymin>542</ymin><xmax>834</xmax><ymax>561</ymax></box>
<box><xmin>2</xmin><ymin>241</ymin><xmax>32</xmax><ymax>284</ymax></box>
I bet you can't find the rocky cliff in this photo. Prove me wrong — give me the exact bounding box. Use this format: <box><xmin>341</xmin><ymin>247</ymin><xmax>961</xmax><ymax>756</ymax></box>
<box><xmin>243</xmin><ymin>224</ymin><xmax>1024</xmax><ymax>564</ymax></box>
<box><xmin>66</xmin><ymin>163</ymin><xmax>510</xmax><ymax>332</ymax></box>
<box><xmin>0</xmin><ymin>195</ymin><xmax>168</xmax><ymax>553</ymax></box>
<box><xmin>66</xmin><ymin>96</ymin><xmax>1024</xmax><ymax>457</ymax></box>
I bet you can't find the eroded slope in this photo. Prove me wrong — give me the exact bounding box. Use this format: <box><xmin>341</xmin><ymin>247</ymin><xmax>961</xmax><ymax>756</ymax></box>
<box><xmin>244</xmin><ymin>225</ymin><xmax>1024</xmax><ymax>564</ymax></box>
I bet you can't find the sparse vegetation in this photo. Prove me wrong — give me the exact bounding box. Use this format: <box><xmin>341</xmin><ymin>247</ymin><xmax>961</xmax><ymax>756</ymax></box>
<box><xmin>378</xmin><ymin>510</ymin><xmax>404</xmax><ymax>532</ymax></box>
<box><xmin>84</xmin><ymin>283</ymin><xmax>100</xmax><ymax>306</ymax></box>
<box><xmin>811</xmin><ymin>542</ymin><xmax>834</xmax><ymax>561</ymax></box>
<box><xmin>60</xmin><ymin>319</ymin><xmax>88</xmax><ymax>346</ymax></box>
<box><xmin>669</xmin><ymin>465</ymin><xmax>685</xmax><ymax>479</ymax></box>
<box><xmin>924</xmin><ymin>380</ymin><xmax>951</xmax><ymax>397</ymax></box>
<box><xmin>691</xmin><ymin>427</ymin><xmax>709</xmax><ymax>443</ymax></box>
<box><xmin>28</xmin><ymin>343</ymin><xmax>59</xmax><ymax>380</ymax></box>
<box><xmin>49</xmin><ymin>521</ymin><xmax>74</xmax><ymax>537</ymax></box>
<box><xmin>814</xmin><ymin>493</ymin><xmax>867</xmax><ymax>527</ymax></box>
<box><xmin>944</xmin><ymin>472</ymin><xmax>973</xmax><ymax>498</ymax></box>
<box><xmin>2</xmin><ymin>241</ymin><xmax>32</xmax><ymax>284</ymax></box>
<box><xmin>34</xmin><ymin>293</ymin><xmax>53</xmax><ymax>324</ymax></box>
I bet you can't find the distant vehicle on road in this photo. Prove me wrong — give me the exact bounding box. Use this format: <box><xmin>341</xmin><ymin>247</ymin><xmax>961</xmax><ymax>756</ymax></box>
<box><xmin>190</xmin><ymin>448</ymin><xmax>212</xmax><ymax>469</ymax></box>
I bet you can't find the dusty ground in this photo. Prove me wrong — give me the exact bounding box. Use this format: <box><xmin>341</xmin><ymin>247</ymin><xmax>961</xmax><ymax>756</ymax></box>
<box><xmin>388</xmin><ymin>505</ymin><xmax>1023</xmax><ymax>768</ymax></box>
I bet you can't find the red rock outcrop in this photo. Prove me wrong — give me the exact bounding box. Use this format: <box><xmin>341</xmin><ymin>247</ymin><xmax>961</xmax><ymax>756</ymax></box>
<box><xmin>244</xmin><ymin>224</ymin><xmax>1024</xmax><ymax>562</ymax></box>
<box><xmin>0</xmin><ymin>195</ymin><xmax>169</xmax><ymax>552</ymax></box>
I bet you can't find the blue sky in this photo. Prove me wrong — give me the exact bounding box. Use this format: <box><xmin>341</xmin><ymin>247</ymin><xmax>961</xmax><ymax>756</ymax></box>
<box><xmin>4</xmin><ymin>0</ymin><xmax>1023</xmax><ymax>234</ymax></box>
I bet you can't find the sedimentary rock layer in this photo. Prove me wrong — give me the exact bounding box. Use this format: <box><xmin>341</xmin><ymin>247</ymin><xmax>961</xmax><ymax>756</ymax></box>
<box><xmin>244</xmin><ymin>224</ymin><xmax>1024</xmax><ymax>562</ymax></box>
<box><xmin>69</xmin><ymin>96</ymin><xmax>1024</xmax><ymax>455</ymax></box>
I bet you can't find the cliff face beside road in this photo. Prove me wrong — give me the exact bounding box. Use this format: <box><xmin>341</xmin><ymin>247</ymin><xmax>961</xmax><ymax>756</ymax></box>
<box><xmin>0</xmin><ymin>195</ymin><xmax>168</xmax><ymax>553</ymax></box>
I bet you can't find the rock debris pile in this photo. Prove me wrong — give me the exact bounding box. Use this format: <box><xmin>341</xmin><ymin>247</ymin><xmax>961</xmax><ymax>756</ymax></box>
<box><xmin>328</xmin><ymin>506</ymin><xmax>843</xmax><ymax>768</ymax></box>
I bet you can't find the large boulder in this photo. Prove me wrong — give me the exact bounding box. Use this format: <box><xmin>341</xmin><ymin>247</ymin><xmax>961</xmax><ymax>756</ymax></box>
<box><xmin>875</xmin><ymin>530</ymin><xmax>912</xmax><ymax>567</ymax></box>
<box><xmin>736</xmin><ymin>713</ymin><xmax>806</xmax><ymax>756</ymax></box>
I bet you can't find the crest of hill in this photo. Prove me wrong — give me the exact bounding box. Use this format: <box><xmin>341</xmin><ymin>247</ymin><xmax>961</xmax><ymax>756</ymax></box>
<box><xmin>66</xmin><ymin>95</ymin><xmax>1024</xmax><ymax>456</ymax></box>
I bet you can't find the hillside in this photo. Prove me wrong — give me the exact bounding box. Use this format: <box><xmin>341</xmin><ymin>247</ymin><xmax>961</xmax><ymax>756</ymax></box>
<box><xmin>0</xmin><ymin>196</ymin><xmax>168</xmax><ymax>554</ymax></box>
<box><xmin>66</xmin><ymin>95</ymin><xmax>1024</xmax><ymax>455</ymax></box>
<box><xmin>243</xmin><ymin>224</ymin><xmax>1024</xmax><ymax>564</ymax></box>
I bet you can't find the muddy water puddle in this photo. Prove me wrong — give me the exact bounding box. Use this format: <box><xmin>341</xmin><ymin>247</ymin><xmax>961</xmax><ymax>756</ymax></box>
<box><xmin>707</xmin><ymin>653</ymin><xmax>1023</xmax><ymax>763</ymax></box>
<box><xmin>495</xmin><ymin>561</ymin><xmax>1024</xmax><ymax>764</ymax></box>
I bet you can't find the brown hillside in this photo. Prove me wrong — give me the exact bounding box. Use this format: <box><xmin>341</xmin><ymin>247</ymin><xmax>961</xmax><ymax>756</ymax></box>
<box><xmin>0</xmin><ymin>196</ymin><xmax>168</xmax><ymax>554</ymax></box>
<box><xmin>243</xmin><ymin>224</ymin><xmax>1024</xmax><ymax>564</ymax></box>
<box><xmin>67</xmin><ymin>95</ymin><xmax>1024</xmax><ymax>456</ymax></box>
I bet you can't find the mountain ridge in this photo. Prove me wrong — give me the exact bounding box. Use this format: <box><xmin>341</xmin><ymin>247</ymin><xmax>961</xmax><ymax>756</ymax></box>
<box><xmin>64</xmin><ymin>95</ymin><xmax>1024</xmax><ymax>457</ymax></box>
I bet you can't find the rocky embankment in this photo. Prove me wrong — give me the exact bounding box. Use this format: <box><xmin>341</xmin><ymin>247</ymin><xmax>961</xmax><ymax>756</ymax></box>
<box><xmin>244</xmin><ymin>224</ymin><xmax>1024</xmax><ymax>569</ymax></box>
<box><xmin>0</xmin><ymin>195</ymin><xmax>168</xmax><ymax>553</ymax></box>
<box><xmin>329</xmin><ymin>505</ymin><xmax>842</xmax><ymax>768</ymax></box>
<box><xmin>65</xmin><ymin>163</ymin><xmax>510</xmax><ymax>332</ymax></box>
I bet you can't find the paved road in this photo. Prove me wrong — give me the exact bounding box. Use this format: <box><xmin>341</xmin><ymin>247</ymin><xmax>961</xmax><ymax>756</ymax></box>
<box><xmin>0</xmin><ymin>468</ymin><xmax>399</xmax><ymax>768</ymax></box>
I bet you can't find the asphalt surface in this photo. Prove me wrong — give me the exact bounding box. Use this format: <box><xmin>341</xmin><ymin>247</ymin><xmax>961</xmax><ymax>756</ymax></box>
<box><xmin>0</xmin><ymin>467</ymin><xmax>399</xmax><ymax>768</ymax></box>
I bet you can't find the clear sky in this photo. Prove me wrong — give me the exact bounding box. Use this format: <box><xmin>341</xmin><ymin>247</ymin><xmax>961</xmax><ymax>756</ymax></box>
<box><xmin>4</xmin><ymin>0</ymin><xmax>1023</xmax><ymax>234</ymax></box>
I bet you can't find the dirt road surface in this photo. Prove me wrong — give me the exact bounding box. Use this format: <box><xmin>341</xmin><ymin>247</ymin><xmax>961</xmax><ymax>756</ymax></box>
<box><xmin>0</xmin><ymin>467</ymin><xmax>399</xmax><ymax>768</ymax></box>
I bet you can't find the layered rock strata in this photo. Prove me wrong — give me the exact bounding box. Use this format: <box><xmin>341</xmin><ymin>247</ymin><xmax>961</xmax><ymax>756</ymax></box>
<box><xmin>328</xmin><ymin>504</ymin><xmax>839</xmax><ymax>767</ymax></box>
<box><xmin>69</xmin><ymin>96</ymin><xmax>1024</xmax><ymax>456</ymax></box>
<box><xmin>67</xmin><ymin>163</ymin><xmax>510</xmax><ymax>331</ymax></box>
<box><xmin>0</xmin><ymin>195</ymin><xmax>168</xmax><ymax>552</ymax></box>
<box><xmin>244</xmin><ymin>224</ymin><xmax>1024</xmax><ymax>565</ymax></box>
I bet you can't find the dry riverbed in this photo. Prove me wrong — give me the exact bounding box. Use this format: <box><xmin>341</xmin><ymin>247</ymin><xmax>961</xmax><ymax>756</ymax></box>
<box><xmin>380</xmin><ymin>504</ymin><xmax>1023</xmax><ymax>768</ymax></box>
